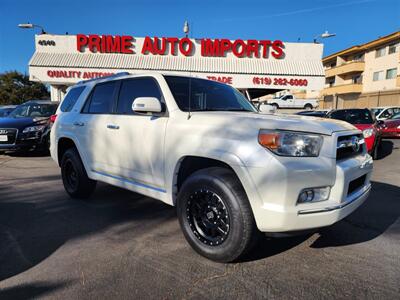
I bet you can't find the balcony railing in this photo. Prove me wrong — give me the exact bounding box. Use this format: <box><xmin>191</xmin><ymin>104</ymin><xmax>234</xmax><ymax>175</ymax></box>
<box><xmin>322</xmin><ymin>83</ymin><xmax>363</xmax><ymax>95</ymax></box>
<box><xmin>325</xmin><ymin>61</ymin><xmax>365</xmax><ymax>78</ymax></box>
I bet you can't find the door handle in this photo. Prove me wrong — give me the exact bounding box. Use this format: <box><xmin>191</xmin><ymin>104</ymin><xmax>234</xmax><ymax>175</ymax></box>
<box><xmin>107</xmin><ymin>124</ymin><xmax>120</xmax><ymax>130</ymax></box>
<box><xmin>73</xmin><ymin>122</ymin><xmax>85</xmax><ymax>127</ymax></box>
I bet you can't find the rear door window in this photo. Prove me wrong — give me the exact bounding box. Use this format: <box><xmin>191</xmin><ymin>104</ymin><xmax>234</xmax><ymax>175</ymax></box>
<box><xmin>116</xmin><ymin>78</ymin><xmax>162</xmax><ymax>115</ymax></box>
<box><xmin>60</xmin><ymin>86</ymin><xmax>85</xmax><ymax>112</ymax></box>
<box><xmin>86</xmin><ymin>81</ymin><xmax>118</xmax><ymax>114</ymax></box>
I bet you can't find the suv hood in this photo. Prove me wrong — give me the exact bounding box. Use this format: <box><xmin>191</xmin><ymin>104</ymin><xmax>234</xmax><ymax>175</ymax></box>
<box><xmin>189</xmin><ymin>111</ymin><xmax>357</xmax><ymax>135</ymax></box>
<box><xmin>0</xmin><ymin>117</ymin><xmax>49</xmax><ymax>130</ymax></box>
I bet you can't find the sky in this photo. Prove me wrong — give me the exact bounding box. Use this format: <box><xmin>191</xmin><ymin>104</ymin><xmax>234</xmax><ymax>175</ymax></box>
<box><xmin>0</xmin><ymin>0</ymin><xmax>399</xmax><ymax>73</ymax></box>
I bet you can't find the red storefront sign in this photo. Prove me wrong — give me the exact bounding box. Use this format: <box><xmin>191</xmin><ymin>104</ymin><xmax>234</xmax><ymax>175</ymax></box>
<box><xmin>76</xmin><ymin>34</ymin><xmax>285</xmax><ymax>59</ymax></box>
<box><xmin>47</xmin><ymin>70</ymin><xmax>114</xmax><ymax>79</ymax></box>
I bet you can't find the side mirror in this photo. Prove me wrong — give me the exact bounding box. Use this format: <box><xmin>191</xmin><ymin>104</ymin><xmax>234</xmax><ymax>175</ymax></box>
<box><xmin>132</xmin><ymin>97</ymin><xmax>162</xmax><ymax>113</ymax></box>
<box><xmin>259</xmin><ymin>104</ymin><xmax>276</xmax><ymax>114</ymax></box>
<box><xmin>377</xmin><ymin>120</ymin><xmax>384</xmax><ymax>126</ymax></box>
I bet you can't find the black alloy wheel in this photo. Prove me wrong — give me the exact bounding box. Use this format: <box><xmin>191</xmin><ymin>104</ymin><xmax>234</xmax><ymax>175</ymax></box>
<box><xmin>61</xmin><ymin>148</ymin><xmax>96</xmax><ymax>199</ymax></box>
<box><xmin>64</xmin><ymin>159</ymin><xmax>79</xmax><ymax>192</ymax></box>
<box><xmin>177</xmin><ymin>167</ymin><xmax>259</xmax><ymax>262</ymax></box>
<box><xmin>186</xmin><ymin>189</ymin><xmax>230</xmax><ymax>246</ymax></box>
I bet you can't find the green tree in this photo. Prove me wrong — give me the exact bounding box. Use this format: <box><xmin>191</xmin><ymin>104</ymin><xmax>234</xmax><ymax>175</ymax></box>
<box><xmin>0</xmin><ymin>71</ymin><xmax>50</xmax><ymax>105</ymax></box>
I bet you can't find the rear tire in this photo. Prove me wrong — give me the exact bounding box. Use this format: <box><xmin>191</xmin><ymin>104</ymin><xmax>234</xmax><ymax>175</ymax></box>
<box><xmin>61</xmin><ymin>148</ymin><xmax>96</xmax><ymax>199</ymax></box>
<box><xmin>271</xmin><ymin>103</ymin><xmax>279</xmax><ymax>110</ymax></box>
<box><xmin>304</xmin><ymin>104</ymin><xmax>313</xmax><ymax>110</ymax></box>
<box><xmin>177</xmin><ymin>167</ymin><xmax>259</xmax><ymax>262</ymax></box>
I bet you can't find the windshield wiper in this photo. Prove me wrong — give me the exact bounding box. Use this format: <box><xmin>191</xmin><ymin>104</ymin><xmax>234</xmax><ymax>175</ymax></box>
<box><xmin>225</xmin><ymin>108</ymin><xmax>252</xmax><ymax>112</ymax></box>
<box><xmin>190</xmin><ymin>108</ymin><xmax>253</xmax><ymax>112</ymax></box>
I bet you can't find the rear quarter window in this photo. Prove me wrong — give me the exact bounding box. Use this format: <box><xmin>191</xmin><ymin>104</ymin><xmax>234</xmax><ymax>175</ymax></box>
<box><xmin>60</xmin><ymin>86</ymin><xmax>86</xmax><ymax>112</ymax></box>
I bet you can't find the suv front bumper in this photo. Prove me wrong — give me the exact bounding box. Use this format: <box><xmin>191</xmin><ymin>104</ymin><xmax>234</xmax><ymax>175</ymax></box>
<box><xmin>246</xmin><ymin>153</ymin><xmax>373</xmax><ymax>233</ymax></box>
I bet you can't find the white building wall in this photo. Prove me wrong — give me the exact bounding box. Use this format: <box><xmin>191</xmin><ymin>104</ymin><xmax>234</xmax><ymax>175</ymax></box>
<box><xmin>363</xmin><ymin>42</ymin><xmax>400</xmax><ymax>93</ymax></box>
<box><xmin>50</xmin><ymin>85</ymin><xmax>66</xmax><ymax>102</ymax></box>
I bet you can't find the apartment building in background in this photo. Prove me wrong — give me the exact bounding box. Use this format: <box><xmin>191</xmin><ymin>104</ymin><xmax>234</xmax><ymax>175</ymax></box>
<box><xmin>320</xmin><ymin>31</ymin><xmax>400</xmax><ymax>109</ymax></box>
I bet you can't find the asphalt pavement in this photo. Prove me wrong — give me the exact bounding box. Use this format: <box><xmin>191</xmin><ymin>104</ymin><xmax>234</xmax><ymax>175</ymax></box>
<box><xmin>0</xmin><ymin>140</ymin><xmax>399</xmax><ymax>299</ymax></box>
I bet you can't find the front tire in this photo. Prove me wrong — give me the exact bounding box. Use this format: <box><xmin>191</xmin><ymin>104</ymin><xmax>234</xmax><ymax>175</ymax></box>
<box><xmin>177</xmin><ymin>167</ymin><xmax>258</xmax><ymax>262</ymax></box>
<box><xmin>372</xmin><ymin>138</ymin><xmax>380</xmax><ymax>160</ymax></box>
<box><xmin>61</xmin><ymin>148</ymin><xmax>96</xmax><ymax>199</ymax></box>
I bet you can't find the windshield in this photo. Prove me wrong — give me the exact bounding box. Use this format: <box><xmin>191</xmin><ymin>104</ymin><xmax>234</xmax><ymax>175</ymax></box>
<box><xmin>8</xmin><ymin>103</ymin><xmax>58</xmax><ymax>118</ymax></box>
<box><xmin>370</xmin><ymin>108</ymin><xmax>383</xmax><ymax>116</ymax></box>
<box><xmin>328</xmin><ymin>109</ymin><xmax>374</xmax><ymax>124</ymax></box>
<box><xmin>164</xmin><ymin>76</ymin><xmax>257</xmax><ymax>112</ymax></box>
<box><xmin>391</xmin><ymin>112</ymin><xmax>400</xmax><ymax>120</ymax></box>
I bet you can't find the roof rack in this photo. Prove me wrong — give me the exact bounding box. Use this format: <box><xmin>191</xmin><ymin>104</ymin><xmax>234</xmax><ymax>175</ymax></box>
<box><xmin>76</xmin><ymin>72</ymin><xmax>130</xmax><ymax>85</ymax></box>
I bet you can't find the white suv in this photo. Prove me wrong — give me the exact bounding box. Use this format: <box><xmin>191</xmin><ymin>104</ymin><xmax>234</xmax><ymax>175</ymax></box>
<box><xmin>51</xmin><ymin>73</ymin><xmax>373</xmax><ymax>262</ymax></box>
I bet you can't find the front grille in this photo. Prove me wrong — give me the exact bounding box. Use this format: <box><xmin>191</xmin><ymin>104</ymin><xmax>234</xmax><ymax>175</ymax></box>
<box><xmin>0</xmin><ymin>128</ymin><xmax>17</xmax><ymax>144</ymax></box>
<box><xmin>336</xmin><ymin>134</ymin><xmax>364</xmax><ymax>160</ymax></box>
<box><xmin>347</xmin><ymin>174</ymin><xmax>366</xmax><ymax>196</ymax></box>
<box><xmin>20</xmin><ymin>131</ymin><xmax>41</xmax><ymax>140</ymax></box>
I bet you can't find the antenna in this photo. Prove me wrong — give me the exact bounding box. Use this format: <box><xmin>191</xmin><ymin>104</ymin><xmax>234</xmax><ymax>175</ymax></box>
<box><xmin>185</xmin><ymin>20</ymin><xmax>192</xmax><ymax>120</ymax></box>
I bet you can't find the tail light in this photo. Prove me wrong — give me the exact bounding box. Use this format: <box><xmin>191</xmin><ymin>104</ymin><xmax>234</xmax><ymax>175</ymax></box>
<box><xmin>50</xmin><ymin>114</ymin><xmax>57</xmax><ymax>123</ymax></box>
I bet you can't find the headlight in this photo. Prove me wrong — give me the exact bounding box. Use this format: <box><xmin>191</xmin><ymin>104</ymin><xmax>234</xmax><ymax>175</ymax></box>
<box><xmin>22</xmin><ymin>125</ymin><xmax>46</xmax><ymax>133</ymax></box>
<box><xmin>362</xmin><ymin>128</ymin><xmax>374</xmax><ymax>138</ymax></box>
<box><xmin>397</xmin><ymin>125</ymin><xmax>400</xmax><ymax>129</ymax></box>
<box><xmin>258</xmin><ymin>129</ymin><xmax>323</xmax><ymax>157</ymax></box>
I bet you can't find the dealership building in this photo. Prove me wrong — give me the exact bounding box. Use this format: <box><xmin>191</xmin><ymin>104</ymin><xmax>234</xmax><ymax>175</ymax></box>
<box><xmin>28</xmin><ymin>33</ymin><xmax>325</xmax><ymax>102</ymax></box>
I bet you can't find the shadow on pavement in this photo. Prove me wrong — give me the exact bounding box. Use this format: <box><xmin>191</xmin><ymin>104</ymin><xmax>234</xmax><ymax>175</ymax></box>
<box><xmin>0</xmin><ymin>177</ymin><xmax>398</xmax><ymax>279</ymax></box>
<box><xmin>0</xmin><ymin>281</ymin><xmax>71</xmax><ymax>300</ymax></box>
<box><xmin>311</xmin><ymin>181</ymin><xmax>400</xmax><ymax>248</ymax></box>
<box><xmin>241</xmin><ymin>233</ymin><xmax>312</xmax><ymax>262</ymax></box>
<box><xmin>377</xmin><ymin>140</ymin><xmax>394</xmax><ymax>160</ymax></box>
<box><xmin>5</xmin><ymin>150</ymin><xmax>50</xmax><ymax>158</ymax></box>
<box><xmin>0</xmin><ymin>183</ymin><xmax>175</xmax><ymax>282</ymax></box>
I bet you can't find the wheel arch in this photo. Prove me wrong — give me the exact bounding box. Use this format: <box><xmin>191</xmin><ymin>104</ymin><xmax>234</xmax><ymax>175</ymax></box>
<box><xmin>304</xmin><ymin>103</ymin><xmax>313</xmax><ymax>108</ymax></box>
<box><xmin>171</xmin><ymin>154</ymin><xmax>254</xmax><ymax>207</ymax></box>
<box><xmin>57</xmin><ymin>137</ymin><xmax>76</xmax><ymax>166</ymax></box>
<box><xmin>271</xmin><ymin>103</ymin><xmax>279</xmax><ymax>108</ymax></box>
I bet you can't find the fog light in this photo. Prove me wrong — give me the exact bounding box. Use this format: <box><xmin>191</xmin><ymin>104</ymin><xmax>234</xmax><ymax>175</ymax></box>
<box><xmin>299</xmin><ymin>190</ymin><xmax>314</xmax><ymax>203</ymax></box>
<box><xmin>298</xmin><ymin>187</ymin><xmax>330</xmax><ymax>204</ymax></box>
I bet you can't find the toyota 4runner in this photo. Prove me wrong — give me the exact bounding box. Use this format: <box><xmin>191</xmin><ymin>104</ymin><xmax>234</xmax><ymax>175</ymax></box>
<box><xmin>51</xmin><ymin>73</ymin><xmax>373</xmax><ymax>262</ymax></box>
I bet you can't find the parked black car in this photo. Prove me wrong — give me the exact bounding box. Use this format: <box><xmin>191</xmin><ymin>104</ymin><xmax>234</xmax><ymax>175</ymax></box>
<box><xmin>0</xmin><ymin>105</ymin><xmax>17</xmax><ymax>117</ymax></box>
<box><xmin>296</xmin><ymin>110</ymin><xmax>329</xmax><ymax>117</ymax></box>
<box><xmin>0</xmin><ymin>100</ymin><xmax>58</xmax><ymax>152</ymax></box>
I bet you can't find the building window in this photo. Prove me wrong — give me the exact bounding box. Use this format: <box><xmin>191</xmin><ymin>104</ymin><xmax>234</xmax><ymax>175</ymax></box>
<box><xmin>386</xmin><ymin>68</ymin><xmax>397</xmax><ymax>79</ymax></box>
<box><xmin>375</xmin><ymin>47</ymin><xmax>386</xmax><ymax>58</ymax></box>
<box><xmin>353</xmin><ymin>53</ymin><xmax>364</xmax><ymax>62</ymax></box>
<box><xmin>326</xmin><ymin>77</ymin><xmax>335</xmax><ymax>87</ymax></box>
<box><xmin>388</xmin><ymin>43</ymin><xmax>399</xmax><ymax>54</ymax></box>
<box><xmin>373</xmin><ymin>71</ymin><xmax>384</xmax><ymax>81</ymax></box>
<box><xmin>352</xmin><ymin>75</ymin><xmax>362</xmax><ymax>84</ymax></box>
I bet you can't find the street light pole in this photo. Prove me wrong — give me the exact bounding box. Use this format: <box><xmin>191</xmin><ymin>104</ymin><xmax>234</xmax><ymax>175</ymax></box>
<box><xmin>18</xmin><ymin>23</ymin><xmax>46</xmax><ymax>34</ymax></box>
<box><xmin>183</xmin><ymin>21</ymin><xmax>189</xmax><ymax>38</ymax></box>
<box><xmin>314</xmin><ymin>30</ymin><xmax>336</xmax><ymax>43</ymax></box>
